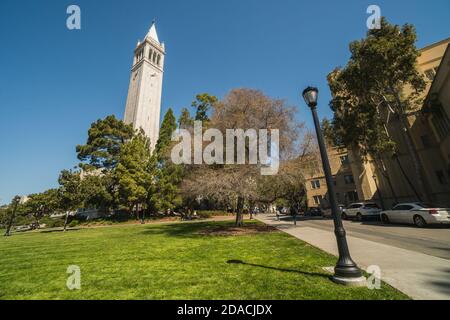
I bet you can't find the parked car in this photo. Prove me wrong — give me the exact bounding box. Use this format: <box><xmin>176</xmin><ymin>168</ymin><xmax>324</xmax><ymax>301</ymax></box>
<box><xmin>380</xmin><ymin>203</ymin><xmax>450</xmax><ymax>227</ymax></box>
<box><xmin>322</xmin><ymin>205</ymin><xmax>345</xmax><ymax>218</ymax></box>
<box><xmin>342</xmin><ymin>202</ymin><xmax>382</xmax><ymax>221</ymax></box>
<box><xmin>305</xmin><ymin>207</ymin><xmax>322</xmax><ymax>217</ymax></box>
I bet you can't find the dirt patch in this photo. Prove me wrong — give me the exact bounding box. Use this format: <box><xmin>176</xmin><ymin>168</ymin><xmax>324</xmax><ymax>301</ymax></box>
<box><xmin>197</xmin><ymin>224</ymin><xmax>278</xmax><ymax>236</ymax></box>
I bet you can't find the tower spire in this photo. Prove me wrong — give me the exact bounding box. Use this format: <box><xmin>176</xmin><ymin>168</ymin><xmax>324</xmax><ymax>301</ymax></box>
<box><xmin>146</xmin><ymin>19</ymin><xmax>159</xmax><ymax>43</ymax></box>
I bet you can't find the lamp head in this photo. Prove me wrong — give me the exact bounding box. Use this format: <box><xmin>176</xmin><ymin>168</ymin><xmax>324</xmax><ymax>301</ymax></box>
<box><xmin>302</xmin><ymin>87</ymin><xmax>319</xmax><ymax>108</ymax></box>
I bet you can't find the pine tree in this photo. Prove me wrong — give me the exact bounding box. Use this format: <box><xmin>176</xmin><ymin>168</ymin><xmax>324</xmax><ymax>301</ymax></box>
<box><xmin>156</xmin><ymin>108</ymin><xmax>177</xmax><ymax>157</ymax></box>
<box><xmin>327</xmin><ymin>17</ymin><xmax>429</xmax><ymax>202</ymax></box>
<box><xmin>115</xmin><ymin>131</ymin><xmax>155</xmax><ymax>221</ymax></box>
<box><xmin>153</xmin><ymin>108</ymin><xmax>183</xmax><ymax>213</ymax></box>
<box><xmin>192</xmin><ymin>93</ymin><xmax>217</xmax><ymax>122</ymax></box>
<box><xmin>76</xmin><ymin>115</ymin><xmax>134</xmax><ymax>171</ymax></box>
<box><xmin>178</xmin><ymin>107</ymin><xmax>193</xmax><ymax>129</ymax></box>
<box><xmin>58</xmin><ymin>169</ymin><xmax>83</xmax><ymax>231</ymax></box>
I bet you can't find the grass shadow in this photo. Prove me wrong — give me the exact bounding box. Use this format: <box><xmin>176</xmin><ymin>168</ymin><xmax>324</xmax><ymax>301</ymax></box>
<box><xmin>139</xmin><ymin>220</ymin><xmax>267</xmax><ymax>239</ymax></box>
<box><xmin>39</xmin><ymin>228</ymin><xmax>82</xmax><ymax>234</ymax></box>
<box><xmin>226</xmin><ymin>259</ymin><xmax>331</xmax><ymax>279</ymax></box>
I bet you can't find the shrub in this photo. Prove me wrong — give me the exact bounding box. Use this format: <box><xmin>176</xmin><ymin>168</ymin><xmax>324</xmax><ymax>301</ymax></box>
<box><xmin>196</xmin><ymin>210</ymin><xmax>230</xmax><ymax>218</ymax></box>
<box><xmin>68</xmin><ymin>220</ymin><xmax>79</xmax><ymax>228</ymax></box>
<box><xmin>40</xmin><ymin>217</ymin><xmax>65</xmax><ymax>228</ymax></box>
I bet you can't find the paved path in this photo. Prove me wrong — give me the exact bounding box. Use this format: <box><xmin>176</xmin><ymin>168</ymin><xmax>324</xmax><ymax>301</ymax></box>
<box><xmin>256</xmin><ymin>214</ymin><xmax>450</xmax><ymax>300</ymax></box>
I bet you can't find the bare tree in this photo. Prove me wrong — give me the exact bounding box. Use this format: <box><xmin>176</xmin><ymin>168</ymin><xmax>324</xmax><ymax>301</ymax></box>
<box><xmin>181</xmin><ymin>88</ymin><xmax>306</xmax><ymax>226</ymax></box>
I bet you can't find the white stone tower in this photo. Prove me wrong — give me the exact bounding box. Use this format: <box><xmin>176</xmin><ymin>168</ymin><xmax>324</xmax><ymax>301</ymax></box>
<box><xmin>124</xmin><ymin>21</ymin><xmax>165</xmax><ymax>151</ymax></box>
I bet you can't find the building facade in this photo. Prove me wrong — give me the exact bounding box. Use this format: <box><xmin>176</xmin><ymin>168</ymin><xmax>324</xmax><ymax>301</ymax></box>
<box><xmin>356</xmin><ymin>38</ymin><xmax>450</xmax><ymax>208</ymax></box>
<box><xmin>306</xmin><ymin>38</ymin><xmax>450</xmax><ymax>210</ymax></box>
<box><xmin>124</xmin><ymin>22</ymin><xmax>165</xmax><ymax>151</ymax></box>
<box><xmin>303</xmin><ymin>146</ymin><xmax>360</xmax><ymax>208</ymax></box>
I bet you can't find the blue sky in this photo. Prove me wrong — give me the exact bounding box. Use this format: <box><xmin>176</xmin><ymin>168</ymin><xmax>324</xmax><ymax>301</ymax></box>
<box><xmin>0</xmin><ymin>0</ymin><xmax>449</xmax><ymax>204</ymax></box>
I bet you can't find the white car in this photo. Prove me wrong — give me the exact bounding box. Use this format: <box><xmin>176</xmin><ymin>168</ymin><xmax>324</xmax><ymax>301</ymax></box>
<box><xmin>380</xmin><ymin>203</ymin><xmax>450</xmax><ymax>228</ymax></box>
<box><xmin>341</xmin><ymin>202</ymin><xmax>382</xmax><ymax>221</ymax></box>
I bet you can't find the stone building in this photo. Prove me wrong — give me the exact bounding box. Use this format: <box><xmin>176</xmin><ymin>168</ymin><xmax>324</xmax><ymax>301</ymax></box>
<box><xmin>303</xmin><ymin>146</ymin><xmax>360</xmax><ymax>208</ymax></box>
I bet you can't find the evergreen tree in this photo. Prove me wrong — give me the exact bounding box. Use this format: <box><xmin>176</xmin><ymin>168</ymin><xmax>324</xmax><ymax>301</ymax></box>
<box><xmin>79</xmin><ymin>173</ymin><xmax>115</xmax><ymax>215</ymax></box>
<box><xmin>115</xmin><ymin>131</ymin><xmax>156</xmax><ymax>221</ymax></box>
<box><xmin>153</xmin><ymin>108</ymin><xmax>183</xmax><ymax>212</ymax></box>
<box><xmin>24</xmin><ymin>189</ymin><xmax>60</xmax><ymax>226</ymax></box>
<box><xmin>178</xmin><ymin>107</ymin><xmax>193</xmax><ymax>129</ymax></box>
<box><xmin>327</xmin><ymin>17</ymin><xmax>428</xmax><ymax>202</ymax></box>
<box><xmin>58</xmin><ymin>169</ymin><xmax>83</xmax><ymax>231</ymax></box>
<box><xmin>76</xmin><ymin>115</ymin><xmax>134</xmax><ymax>171</ymax></box>
<box><xmin>192</xmin><ymin>93</ymin><xmax>217</xmax><ymax>122</ymax></box>
<box><xmin>155</xmin><ymin>108</ymin><xmax>177</xmax><ymax>157</ymax></box>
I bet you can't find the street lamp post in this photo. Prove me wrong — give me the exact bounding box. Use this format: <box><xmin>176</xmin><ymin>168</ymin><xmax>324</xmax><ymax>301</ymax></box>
<box><xmin>302</xmin><ymin>87</ymin><xmax>365</xmax><ymax>286</ymax></box>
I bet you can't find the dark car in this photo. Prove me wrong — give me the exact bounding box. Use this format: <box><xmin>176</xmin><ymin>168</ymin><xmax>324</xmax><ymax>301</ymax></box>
<box><xmin>305</xmin><ymin>207</ymin><xmax>322</xmax><ymax>217</ymax></box>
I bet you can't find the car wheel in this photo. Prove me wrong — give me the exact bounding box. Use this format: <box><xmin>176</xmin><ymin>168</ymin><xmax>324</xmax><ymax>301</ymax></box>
<box><xmin>414</xmin><ymin>215</ymin><xmax>427</xmax><ymax>228</ymax></box>
<box><xmin>356</xmin><ymin>213</ymin><xmax>363</xmax><ymax>222</ymax></box>
<box><xmin>341</xmin><ymin>212</ymin><xmax>348</xmax><ymax>220</ymax></box>
<box><xmin>381</xmin><ymin>214</ymin><xmax>389</xmax><ymax>224</ymax></box>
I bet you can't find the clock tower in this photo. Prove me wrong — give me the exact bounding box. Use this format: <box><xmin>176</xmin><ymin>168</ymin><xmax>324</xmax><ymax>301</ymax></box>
<box><xmin>124</xmin><ymin>21</ymin><xmax>165</xmax><ymax>151</ymax></box>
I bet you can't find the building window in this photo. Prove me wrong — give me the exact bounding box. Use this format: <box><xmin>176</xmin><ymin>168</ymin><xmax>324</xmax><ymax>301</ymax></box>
<box><xmin>340</xmin><ymin>155</ymin><xmax>350</xmax><ymax>165</ymax></box>
<box><xmin>436</xmin><ymin>170</ymin><xmax>448</xmax><ymax>185</ymax></box>
<box><xmin>344</xmin><ymin>175</ymin><xmax>354</xmax><ymax>185</ymax></box>
<box><xmin>346</xmin><ymin>191</ymin><xmax>359</xmax><ymax>202</ymax></box>
<box><xmin>431</xmin><ymin>105</ymin><xmax>450</xmax><ymax>140</ymax></box>
<box><xmin>311</xmin><ymin>180</ymin><xmax>321</xmax><ymax>189</ymax></box>
<box><xmin>420</xmin><ymin>135</ymin><xmax>432</xmax><ymax>148</ymax></box>
<box><xmin>313</xmin><ymin>195</ymin><xmax>323</xmax><ymax>205</ymax></box>
<box><xmin>425</xmin><ymin>69</ymin><xmax>436</xmax><ymax>81</ymax></box>
<box><xmin>157</xmin><ymin>54</ymin><xmax>161</xmax><ymax>66</ymax></box>
<box><xmin>149</xmin><ymin>49</ymin><xmax>153</xmax><ymax>60</ymax></box>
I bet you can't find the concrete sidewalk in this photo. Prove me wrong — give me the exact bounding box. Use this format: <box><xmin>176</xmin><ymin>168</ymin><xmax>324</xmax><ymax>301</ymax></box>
<box><xmin>256</xmin><ymin>214</ymin><xmax>450</xmax><ymax>300</ymax></box>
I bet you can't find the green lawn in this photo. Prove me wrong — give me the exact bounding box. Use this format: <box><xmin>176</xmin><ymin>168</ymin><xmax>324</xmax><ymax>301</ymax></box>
<box><xmin>0</xmin><ymin>220</ymin><xmax>408</xmax><ymax>300</ymax></box>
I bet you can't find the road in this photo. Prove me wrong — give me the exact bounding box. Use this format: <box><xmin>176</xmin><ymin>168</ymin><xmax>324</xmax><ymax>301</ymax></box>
<box><xmin>274</xmin><ymin>215</ymin><xmax>450</xmax><ymax>260</ymax></box>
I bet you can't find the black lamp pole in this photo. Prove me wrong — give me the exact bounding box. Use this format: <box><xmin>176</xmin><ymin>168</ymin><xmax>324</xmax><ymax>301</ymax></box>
<box><xmin>302</xmin><ymin>87</ymin><xmax>363</xmax><ymax>282</ymax></box>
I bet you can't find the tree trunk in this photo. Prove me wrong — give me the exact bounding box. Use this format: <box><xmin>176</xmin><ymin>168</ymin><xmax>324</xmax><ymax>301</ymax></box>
<box><xmin>392</xmin><ymin>91</ymin><xmax>431</xmax><ymax>203</ymax></box>
<box><xmin>400</xmin><ymin>120</ymin><xmax>430</xmax><ymax>203</ymax></box>
<box><xmin>393</xmin><ymin>153</ymin><xmax>422</xmax><ymax>202</ymax></box>
<box><xmin>140</xmin><ymin>207</ymin><xmax>145</xmax><ymax>224</ymax></box>
<box><xmin>235</xmin><ymin>196</ymin><xmax>244</xmax><ymax>227</ymax></box>
<box><xmin>374</xmin><ymin>157</ymin><xmax>398</xmax><ymax>204</ymax></box>
<box><xmin>129</xmin><ymin>204</ymin><xmax>137</xmax><ymax>221</ymax></box>
<box><xmin>63</xmin><ymin>211</ymin><xmax>70</xmax><ymax>232</ymax></box>
<box><xmin>4</xmin><ymin>200</ymin><xmax>19</xmax><ymax>237</ymax></box>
